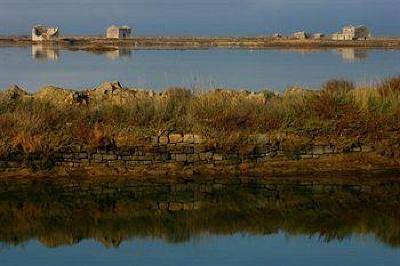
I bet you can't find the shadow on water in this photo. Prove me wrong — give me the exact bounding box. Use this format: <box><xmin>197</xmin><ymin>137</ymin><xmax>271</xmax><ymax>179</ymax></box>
<box><xmin>0</xmin><ymin>175</ymin><xmax>399</xmax><ymax>249</ymax></box>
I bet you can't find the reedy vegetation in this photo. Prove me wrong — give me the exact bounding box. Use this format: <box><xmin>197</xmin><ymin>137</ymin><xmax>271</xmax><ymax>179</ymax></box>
<box><xmin>1</xmin><ymin>77</ymin><xmax>400</xmax><ymax>158</ymax></box>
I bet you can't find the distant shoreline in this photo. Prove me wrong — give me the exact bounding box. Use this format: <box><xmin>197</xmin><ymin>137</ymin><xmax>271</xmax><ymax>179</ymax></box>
<box><xmin>2</xmin><ymin>36</ymin><xmax>400</xmax><ymax>51</ymax></box>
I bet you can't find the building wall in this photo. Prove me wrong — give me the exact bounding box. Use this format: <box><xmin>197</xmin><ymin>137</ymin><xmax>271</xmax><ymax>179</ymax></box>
<box><xmin>106</xmin><ymin>27</ymin><xmax>131</xmax><ymax>39</ymax></box>
<box><xmin>32</xmin><ymin>26</ymin><xmax>59</xmax><ymax>41</ymax></box>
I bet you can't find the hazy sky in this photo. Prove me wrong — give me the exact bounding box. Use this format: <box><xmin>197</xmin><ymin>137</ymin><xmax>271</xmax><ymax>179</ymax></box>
<box><xmin>0</xmin><ymin>0</ymin><xmax>399</xmax><ymax>36</ymax></box>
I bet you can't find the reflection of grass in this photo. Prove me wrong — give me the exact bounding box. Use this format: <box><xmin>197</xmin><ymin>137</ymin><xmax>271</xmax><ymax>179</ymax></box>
<box><xmin>1</xmin><ymin>77</ymin><xmax>400</xmax><ymax>160</ymax></box>
<box><xmin>0</xmin><ymin>179</ymin><xmax>400</xmax><ymax>248</ymax></box>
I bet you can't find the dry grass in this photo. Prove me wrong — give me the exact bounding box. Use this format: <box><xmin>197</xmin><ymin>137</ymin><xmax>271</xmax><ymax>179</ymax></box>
<box><xmin>1</xmin><ymin>77</ymin><xmax>400</xmax><ymax>160</ymax></box>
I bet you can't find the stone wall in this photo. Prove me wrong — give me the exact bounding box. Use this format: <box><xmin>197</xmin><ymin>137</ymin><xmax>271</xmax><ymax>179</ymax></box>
<box><xmin>0</xmin><ymin>133</ymin><xmax>379</xmax><ymax>176</ymax></box>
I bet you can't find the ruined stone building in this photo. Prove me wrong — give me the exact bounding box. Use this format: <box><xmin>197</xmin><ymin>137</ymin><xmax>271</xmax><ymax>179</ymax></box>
<box><xmin>312</xmin><ymin>33</ymin><xmax>325</xmax><ymax>39</ymax></box>
<box><xmin>32</xmin><ymin>25</ymin><xmax>59</xmax><ymax>41</ymax></box>
<box><xmin>332</xmin><ymin>25</ymin><xmax>370</xmax><ymax>41</ymax></box>
<box><xmin>293</xmin><ymin>32</ymin><xmax>310</xmax><ymax>40</ymax></box>
<box><xmin>106</xmin><ymin>25</ymin><xmax>132</xmax><ymax>39</ymax></box>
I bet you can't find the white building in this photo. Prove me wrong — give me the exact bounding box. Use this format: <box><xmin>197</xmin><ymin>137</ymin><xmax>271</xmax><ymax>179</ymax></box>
<box><xmin>106</xmin><ymin>25</ymin><xmax>132</xmax><ymax>39</ymax></box>
<box><xmin>332</xmin><ymin>25</ymin><xmax>370</xmax><ymax>41</ymax></box>
<box><xmin>293</xmin><ymin>32</ymin><xmax>311</xmax><ymax>40</ymax></box>
<box><xmin>312</xmin><ymin>33</ymin><xmax>325</xmax><ymax>39</ymax></box>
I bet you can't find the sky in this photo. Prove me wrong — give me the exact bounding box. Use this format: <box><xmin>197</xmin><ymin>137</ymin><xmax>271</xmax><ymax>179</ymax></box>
<box><xmin>0</xmin><ymin>0</ymin><xmax>399</xmax><ymax>36</ymax></box>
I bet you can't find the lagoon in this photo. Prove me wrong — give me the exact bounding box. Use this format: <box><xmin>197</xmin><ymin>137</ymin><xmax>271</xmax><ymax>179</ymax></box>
<box><xmin>1</xmin><ymin>47</ymin><xmax>399</xmax><ymax>91</ymax></box>
<box><xmin>0</xmin><ymin>176</ymin><xmax>400</xmax><ymax>266</ymax></box>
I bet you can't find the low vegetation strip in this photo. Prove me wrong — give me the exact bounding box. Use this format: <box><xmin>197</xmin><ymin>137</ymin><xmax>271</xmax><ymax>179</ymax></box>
<box><xmin>2</xmin><ymin>37</ymin><xmax>400</xmax><ymax>50</ymax></box>
<box><xmin>1</xmin><ymin>77</ymin><xmax>400</xmax><ymax>175</ymax></box>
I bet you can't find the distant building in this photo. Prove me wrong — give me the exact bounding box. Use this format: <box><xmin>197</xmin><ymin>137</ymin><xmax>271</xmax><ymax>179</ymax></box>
<box><xmin>332</xmin><ymin>25</ymin><xmax>370</xmax><ymax>41</ymax></box>
<box><xmin>32</xmin><ymin>25</ymin><xmax>59</xmax><ymax>41</ymax></box>
<box><xmin>272</xmin><ymin>33</ymin><xmax>283</xmax><ymax>39</ymax></box>
<box><xmin>293</xmin><ymin>32</ymin><xmax>310</xmax><ymax>40</ymax></box>
<box><xmin>106</xmin><ymin>25</ymin><xmax>132</xmax><ymax>39</ymax></box>
<box><xmin>312</xmin><ymin>33</ymin><xmax>325</xmax><ymax>39</ymax></box>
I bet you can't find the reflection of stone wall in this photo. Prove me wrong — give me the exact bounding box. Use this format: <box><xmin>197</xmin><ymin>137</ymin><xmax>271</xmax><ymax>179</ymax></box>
<box><xmin>0</xmin><ymin>133</ymin><xmax>377</xmax><ymax>176</ymax></box>
<box><xmin>0</xmin><ymin>176</ymin><xmax>400</xmax><ymax>247</ymax></box>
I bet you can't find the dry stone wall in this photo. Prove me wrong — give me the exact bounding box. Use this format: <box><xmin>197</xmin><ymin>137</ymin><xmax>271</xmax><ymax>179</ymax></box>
<box><xmin>0</xmin><ymin>134</ymin><xmax>376</xmax><ymax>175</ymax></box>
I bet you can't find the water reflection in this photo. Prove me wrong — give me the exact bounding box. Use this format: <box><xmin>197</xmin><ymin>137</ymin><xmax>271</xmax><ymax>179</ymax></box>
<box><xmin>104</xmin><ymin>48</ymin><xmax>132</xmax><ymax>60</ymax></box>
<box><xmin>32</xmin><ymin>45</ymin><xmax>60</xmax><ymax>61</ymax></box>
<box><xmin>335</xmin><ymin>48</ymin><xmax>369</xmax><ymax>63</ymax></box>
<box><xmin>0</xmin><ymin>176</ymin><xmax>399</xmax><ymax>248</ymax></box>
<box><xmin>32</xmin><ymin>46</ymin><xmax>133</xmax><ymax>61</ymax></box>
<box><xmin>30</xmin><ymin>46</ymin><xmax>369</xmax><ymax>63</ymax></box>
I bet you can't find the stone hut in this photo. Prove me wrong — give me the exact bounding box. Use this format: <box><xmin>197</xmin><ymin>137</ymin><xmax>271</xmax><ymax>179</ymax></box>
<box><xmin>332</xmin><ymin>25</ymin><xmax>370</xmax><ymax>41</ymax></box>
<box><xmin>32</xmin><ymin>25</ymin><xmax>59</xmax><ymax>41</ymax></box>
<box><xmin>312</xmin><ymin>33</ymin><xmax>325</xmax><ymax>39</ymax></box>
<box><xmin>106</xmin><ymin>25</ymin><xmax>132</xmax><ymax>39</ymax></box>
<box><xmin>293</xmin><ymin>32</ymin><xmax>310</xmax><ymax>40</ymax></box>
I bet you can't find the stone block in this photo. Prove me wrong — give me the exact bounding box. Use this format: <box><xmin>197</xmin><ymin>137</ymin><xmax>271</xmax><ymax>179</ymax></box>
<box><xmin>213</xmin><ymin>154</ymin><xmax>224</xmax><ymax>161</ymax></box>
<box><xmin>186</xmin><ymin>154</ymin><xmax>195</xmax><ymax>163</ymax></box>
<box><xmin>92</xmin><ymin>154</ymin><xmax>103</xmax><ymax>161</ymax></box>
<box><xmin>169</xmin><ymin>202</ymin><xmax>184</xmax><ymax>211</ymax></box>
<box><xmin>312</xmin><ymin>146</ymin><xmax>325</xmax><ymax>155</ymax></box>
<box><xmin>183</xmin><ymin>134</ymin><xmax>195</xmax><ymax>144</ymax></box>
<box><xmin>108</xmin><ymin>161</ymin><xmax>126</xmax><ymax>168</ymax></box>
<box><xmin>63</xmin><ymin>153</ymin><xmax>73</xmax><ymax>159</ymax></box>
<box><xmin>155</xmin><ymin>153</ymin><xmax>170</xmax><ymax>161</ymax></box>
<box><xmin>75</xmin><ymin>153</ymin><xmax>88</xmax><ymax>159</ymax></box>
<box><xmin>175</xmin><ymin>154</ymin><xmax>187</xmax><ymax>162</ymax></box>
<box><xmin>80</xmin><ymin>159</ymin><xmax>90</xmax><ymax>166</ymax></box>
<box><xmin>159</xmin><ymin>202</ymin><xmax>169</xmax><ymax>210</ymax></box>
<box><xmin>168</xmin><ymin>144</ymin><xmax>185</xmax><ymax>153</ymax></box>
<box><xmin>324</xmin><ymin>145</ymin><xmax>335</xmax><ymax>154</ymax></box>
<box><xmin>151</xmin><ymin>136</ymin><xmax>159</xmax><ymax>144</ymax></box>
<box><xmin>194</xmin><ymin>145</ymin><xmax>209</xmax><ymax>153</ymax></box>
<box><xmin>361</xmin><ymin>145</ymin><xmax>373</xmax><ymax>152</ymax></box>
<box><xmin>192</xmin><ymin>153</ymin><xmax>200</xmax><ymax>162</ymax></box>
<box><xmin>159</xmin><ymin>136</ymin><xmax>169</xmax><ymax>144</ymax></box>
<box><xmin>200</xmin><ymin>152</ymin><xmax>213</xmax><ymax>161</ymax></box>
<box><xmin>71</xmin><ymin>144</ymin><xmax>81</xmax><ymax>153</ymax></box>
<box><xmin>103</xmin><ymin>154</ymin><xmax>117</xmax><ymax>161</ymax></box>
<box><xmin>194</xmin><ymin>135</ymin><xmax>204</xmax><ymax>144</ymax></box>
<box><xmin>169</xmin><ymin>134</ymin><xmax>183</xmax><ymax>144</ymax></box>
<box><xmin>121</xmin><ymin>155</ymin><xmax>135</xmax><ymax>161</ymax></box>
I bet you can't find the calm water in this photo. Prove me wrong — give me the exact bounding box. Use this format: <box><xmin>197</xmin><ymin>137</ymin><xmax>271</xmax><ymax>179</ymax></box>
<box><xmin>1</xmin><ymin>47</ymin><xmax>400</xmax><ymax>91</ymax></box>
<box><xmin>0</xmin><ymin>0</ymin><xmax>399</xmax><ymax>36</ymax></box>
<box><xmin>0</xmin><ymin>176</ymin><xmax>400</xmax><ymax>266</ymax></box>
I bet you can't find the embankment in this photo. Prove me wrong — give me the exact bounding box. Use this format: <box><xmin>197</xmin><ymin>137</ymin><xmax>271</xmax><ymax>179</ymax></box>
<box><xmin>2</xmin><ymin>78</ymin><xmax>400</xmax><ymax>177</ymax></box>
<box><xmin>2</xmin><ymin>36</ymin><xmax>400</xmax><ymax>50</ymax></box>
